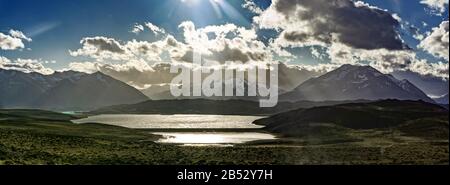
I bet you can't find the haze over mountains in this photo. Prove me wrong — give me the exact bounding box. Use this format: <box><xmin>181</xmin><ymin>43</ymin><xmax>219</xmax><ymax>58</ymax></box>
<box><xmin>280</xmin><ymin>65</ymin><xmax>435</xmax><ymax>103</ymax></box>
<box><xmin>126</xmin><ymin>64</ymin><xmax>437</xmax><ymax>104</ymax></box>
<box><xmin>132</xmin><ymin>62</ymin><xmax>321</xmax><ymax>100</ymax></box>
<box><xmin>0</xmin><ymin>64</ymin><xmax>443</xmax><ymax>111</ymax></box>
<box><xmin>0</xmin><ymin>69</ymin><xmax>148</xmax><ymax>110</ymax></box>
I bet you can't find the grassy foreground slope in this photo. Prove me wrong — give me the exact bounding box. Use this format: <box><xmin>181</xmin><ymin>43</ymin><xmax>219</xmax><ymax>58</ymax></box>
<box><xmin>0</xmin><ymin>107</ymin><xmax>448</xmax><ymax>165</ymax></box>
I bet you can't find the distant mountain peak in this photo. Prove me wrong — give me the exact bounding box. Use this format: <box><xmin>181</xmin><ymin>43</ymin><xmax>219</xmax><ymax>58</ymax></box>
<box><xmin>281</xmin><ymin>64</ymin><xmax>435</xmax><ymax>103</ymax></box>
<box><xmin>0</xmin><ymin>68</ymin><xmax>148</xmax><ymax>110</ymax></box>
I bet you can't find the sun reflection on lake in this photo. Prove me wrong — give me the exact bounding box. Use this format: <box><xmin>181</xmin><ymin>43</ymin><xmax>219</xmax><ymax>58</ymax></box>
<box><xmin>153</xmin><ymin>132</ymin><xmax>276</xmax><ymax>145</ymax></box>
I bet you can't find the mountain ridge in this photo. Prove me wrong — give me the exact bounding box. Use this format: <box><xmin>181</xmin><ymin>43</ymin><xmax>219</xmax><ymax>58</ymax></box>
<box><xmin>280</xmin><ymin>64</ymin><xmax>434</xmax><ymax>103</ymax></box>
<box><xmin>0</xmin><ymin>69</ymin><xmax>148</xmax><ymax>110</ymax></box>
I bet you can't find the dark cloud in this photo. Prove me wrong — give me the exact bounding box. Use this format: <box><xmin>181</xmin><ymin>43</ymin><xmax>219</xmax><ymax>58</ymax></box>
<box><xmin>81</xmin><ymin>37</ymin><xmax>125</xmax><ymax>54</ymax></box>
<box><xmin>269</xmin><ymin>0</ymin><xmax>408</xmax><ymax>50</ymax></box>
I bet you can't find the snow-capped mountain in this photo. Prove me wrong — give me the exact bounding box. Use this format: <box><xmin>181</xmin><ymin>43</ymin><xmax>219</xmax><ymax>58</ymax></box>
<box><xmin>280</xmin><ymin>64</ymin><xmax>435</xmax><ymax>103</ymax></box>
<box><xmin>0</xmin><ymin>69</ymin><xmax>148</xmax><ymax>110</ymax></box>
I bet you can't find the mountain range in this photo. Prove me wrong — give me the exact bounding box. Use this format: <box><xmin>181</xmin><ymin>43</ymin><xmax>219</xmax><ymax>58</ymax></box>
<box><xmin>0</xmin><ymin>69</ymin><xmax>148</xmax><ymax>110</ymax></box>
<box><xmin>280</xmin><ymin>65</ymin><xmax>434</xmax><ymax>103</ymax></box>
<box><xmin>132</xmin><ymin>62</ymin><xmax>321</xmax><ymax>99</ymax></box>
<box><xmin>137</xmin><ymin>64</ymin><xmax>435</xmax><ymax>104</ymax></box>
<box><xmin>0</xmin><ymin>64</ymin><xmax>439</xmax><ymax>111</ymax></box>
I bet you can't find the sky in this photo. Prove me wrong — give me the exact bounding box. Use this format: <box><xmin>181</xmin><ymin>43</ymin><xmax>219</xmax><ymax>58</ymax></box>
<box><xmin>0</xmin><ymin>0</ymin><xmax>269</xmax><ymax>69</ymax></box>
<box><xmin>0</xmin><ymin>0</ymin><xmax>449</xmax><ymax>95</ymax></box>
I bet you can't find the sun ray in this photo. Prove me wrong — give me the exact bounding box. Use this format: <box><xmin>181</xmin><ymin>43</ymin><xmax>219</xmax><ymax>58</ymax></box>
<box><xmin>208</xmin><ymin>0</ymin><xmax>223</xmax><ymax>18</ymax></box>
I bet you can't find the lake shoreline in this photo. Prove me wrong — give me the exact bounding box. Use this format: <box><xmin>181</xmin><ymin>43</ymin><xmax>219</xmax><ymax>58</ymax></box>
<box><xmin>74</xmin><ymin>114</ymin><xmax>277</xmax><ymax>145</ymax></box>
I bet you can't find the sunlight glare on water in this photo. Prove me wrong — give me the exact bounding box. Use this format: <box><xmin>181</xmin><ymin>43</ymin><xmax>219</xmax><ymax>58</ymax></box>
<box><xmin>153</xmin><ymin>132</ymin><xmax>276</xmax><ymax>144</ymax></box>
<box><xmin>74</xmin><ymin>114</ymin><xmax>277</xmax><ymax>145</ymax></box>
<box><xmin>74</xmin><ymin>114</ymin><xmax>265</xmax><ymax>129</ymax></box>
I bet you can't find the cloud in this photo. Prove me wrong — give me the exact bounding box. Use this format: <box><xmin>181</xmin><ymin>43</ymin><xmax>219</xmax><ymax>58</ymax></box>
<box><xmin>242</xmin><ymin>0</ymin><xmax>263</xmax><ymax>14</ymax></box>
<box><xmin>420</xmin><ymin>0</ymin><xmax>449</xmax><ymax>15</ymax></box>
<box><xmin>0</xmin><ymin>29</ymin><xmax>31</xmax><ymax>50</ymax></box>
<box><xmin>0</xmin><ymin>56</ymin><xmax>54</xmax><ymax>75</ymax></box>
<box><xmin>70</xmin><ymin>36</ymin><xmax>127</xmax><ymax>61</ymax></box>
<box><xmin>325</xmin><ymin>42</ymin><xmax>448</xmax><ymax>80</ymax></box>
<box><xmin>408</xmin><ymin>59</ymin><xmax>449</xmax><ymax>80</ymax></box>
<box><xmin>145</xmin><ymin>22</ymin><xmax>166</xmax><ymax>35</ymax></box>
<box><xmin>419</xmin><ymin>21</ymin><xmax>449</xmax><ymax>61</ymax></box>
<box><xmin>73</xmin><ymin>21</ymin><xmax>284</xmax><ymax>68</ymax></box>
<box><xmin>250</xmin><ymin>0</ymin><xmax>449</xmax><ymax>79</ymax></box>
<box><xmin>68</xmin><ymin>13</ymin><xmax>446</xmax><ymax>88</ymax></box>
<box><xmin>9</xmin><ymin>30</ymin><xmax>32</xmax><ymax>42</ymax></box>
<box><xmin>310</xmin><ymin>46</ymin><xmax>328</xmax><ymax>61</ymax></box>
<box><xmin>131</xmin><ymin>22</ymin><xmax>166</xmax><ymax>35</ymax></box>
<box><xmin>255</xmin><ymin>0</ymin><xmax>407</xmax><ymax>50</ymax></box>
<box><xmin>0</xmin><ymin>33</ymin><xmax>24</xmax><ymax>50</ymax></box>
<box><xmin>69</xmin><ymin>35</ymin><xmax>180</xmax><ymax>62</ymax></box>
<box><xmin>177</xmin><ymin>21</ymin><xmax>272</xmax><ymax>63</ymax></box>
<box><xmin>131</xmin><ymin>24</ymin><xmax>144</xmax><ymax>34</ymax></box>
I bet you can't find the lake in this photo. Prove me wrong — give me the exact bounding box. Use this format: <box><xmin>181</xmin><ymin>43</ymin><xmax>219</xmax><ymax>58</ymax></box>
<box><xmin>153</xmin><ymin>132</ymin><xmax>276</xmax><ymax>145</ymax></box>
<box><xmin>74</xmin><ymin>114</ymin><xmax>277</xmax><ymax>145</ymax></box>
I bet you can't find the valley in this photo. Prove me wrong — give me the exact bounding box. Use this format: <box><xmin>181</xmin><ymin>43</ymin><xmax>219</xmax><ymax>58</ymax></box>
<box><xmin>0</xmin><ymin>65</ymin><xmax>448</xmax><ymax>165</ymax></box>
<box><xmin>0</xmin><ymin>100</ymin><xmax>448</xmax><ymax>165</ymax></box>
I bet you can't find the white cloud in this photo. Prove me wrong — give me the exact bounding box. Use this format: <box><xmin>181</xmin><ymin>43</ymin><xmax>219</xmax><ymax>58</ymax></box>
<box><xmin>73</xmin><ymin>21</ymin><xmax>279</xmax><ymax>68</ymax></box>
<box><xmin>0</xmin><ymin>33</ymin><xmax>24</xmax><ymax>50</ymax></box>
<box><xmin>131</xmin><ymin>24</ymin><xmax>144</xmax><ymax>34</ymax></box>
<box><xmin>325</xmin><ymin>42</ymin><xmax>448</xmax><ymax>79</ymax></box>
<box><xmin>0</xmin><ymin>30</ymin><xmax>32</xmax><ymax>50</ymax></box>
<box><xmin>177</xmin><ymin>21</ymin><xmax>272</xmax><ymax>63</ymax></box>
<box><xmin>131</xmin><ymin>22</ymin><xmax>166</xmax><ymax>35</ymax></box>
<box><xmin>0</xmin><ymin>29</ymin><xmax>32</xmax><ymax>50</ymax></box>
<box><xmin>310</xmin><ymin>46</ymin><xmax>328</xmax><ymax>61</ymax></box>
<box><xmin>69</xmin><ymin>36</ymin><xmax>180</xmax><ymax>63</ymax></box>
<box><xmin>145</xmin><ymin>22</ymin><xmax>166</xmax><ymax>35</ymax></box>
<box><xmin>9</xmin><ymin>29</ymin><xmax>32</xmax><ymax>42</ymax></box>
<box><xmin>409</xmin><ymin>60</ymin><xmax>449</xmax><ymax>80</ymax></box>
<box><xmin>0</xmin><ymin>56</ymin><xmax>54</xmax><ymax>75</ymax></box>
<box><xmin>242</xmin><ymin>0</ymin><xmax>263</xmax><ymax>14</ymax></box>
<box><xmin>419</xmin><ymin>21</ymin><xmax>449</xmax><ymax>61</ymax></box>
<box><xmin>420</xmin><ymin>0</ymin><xmax>449</xmax><ymax>15</ymax></box>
